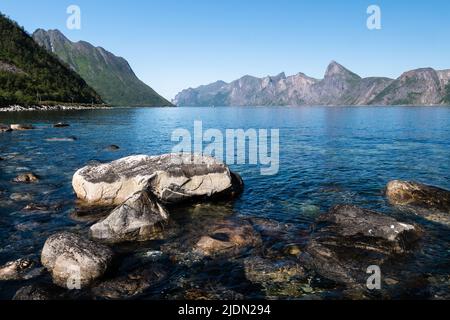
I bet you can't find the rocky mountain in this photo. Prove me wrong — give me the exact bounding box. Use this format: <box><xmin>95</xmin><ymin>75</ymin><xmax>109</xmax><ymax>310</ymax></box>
<box><xmin>33</xmin><ymin>29</ymin><xmax>172</xmax><ymax>107</ymax></box>
<box><xmin>173</xmin><ymin>61</ymin><xmax>450</xmax><ymax>106</ymax></box>
<box><xmin>0</xmin><ymin>13</ymin><xmax>103</xmax><ymax>107</ymax></box>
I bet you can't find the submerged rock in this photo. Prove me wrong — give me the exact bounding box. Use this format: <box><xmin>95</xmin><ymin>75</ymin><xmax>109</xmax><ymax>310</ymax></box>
<box><xmin>243</xmin><ymin>256</ymin><xmax>306</xmax><ymax>284</ymax></box>
<box><xmin>386</xmin><ymin>180</ymin><xmax>450</xmax><ymax>213</ymax></box>
<box><xmin>0</xmin><ymin>258</ymin><xmax>39</xmax><ymax>281</ymax></box>
<box><xmin>194</xmin><ymin>218</ymin><xmax>262</xmax><ymax>257</ymax></box>
<box><xmin>91</xmin><ymin>264</ymin><xmax>167</xmax><ymax>299</ymax></box>
<box><xmin>22</xmin><ymin>203</ymin><xmax>61</xmax><ymax>213</ymax></box>
<box><xmin>300</xmin><ymin>205</ymin><xmax>423</xmax><ymax>286</ymax></box>
<box><xmin>13</xmin><ymin>283</ymin><xmax>66</xmax><ymax>300</ymax></box>
<box><xmin>10</xmin><ymin>124</ymin><xmax>34</xmax><ymax>130</ymax></box>
<box><xmin>314</xmin><ymin>205</ymin><xmax>422</xmax><ymax>254</ymax></box>
<box><xmin>10</xmin><ymin>193</ymin><xmax>34</xmax><ymax>202</ymax></box>
<box><xmin>53</xmin><ymin>123</ymin><xmax>70</xmax><ymax>128</ymax></box>
<box><xmin>41</xmin><ymin>232</ymin><xmax>114</xmax><ymax>289</ymax></box>
<box><xmin>45</xmin><ymin>136</ymin><xmax>77</xmax><ymax>142</ymax></box>
<box><xmin>13</xmin><ymin>172</ymin><xmax>39</xmax><ymax>183</ymax></box>
<box><xmin>73</xmin><ymin>154</ymin><xmax>242</xmax><ymax>206</ymax></box>
<box><xmin>106</xmin><ymin>145</ymin><xmax>120</xmax><ymax>151</ymax></box>
<box><xmin>90</xmin><ymin>191</ymin><xmax>169</xmax><ymax>243</ymax></box>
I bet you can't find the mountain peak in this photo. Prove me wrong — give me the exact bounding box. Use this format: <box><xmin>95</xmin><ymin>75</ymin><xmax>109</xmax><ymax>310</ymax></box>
<box><xmin>325</xmin><ymin>61</ymin><xmax>360</xmax><ymax>79</ymax></box>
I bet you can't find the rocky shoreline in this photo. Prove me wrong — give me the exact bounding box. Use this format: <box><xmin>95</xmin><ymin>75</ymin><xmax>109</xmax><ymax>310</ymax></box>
<box><xmin>0</xmin><ymin>104</ymin><xmax>111</xmax><ymax>112</ymax></box>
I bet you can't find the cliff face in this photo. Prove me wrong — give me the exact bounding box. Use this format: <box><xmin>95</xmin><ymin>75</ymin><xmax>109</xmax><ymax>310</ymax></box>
<box><xmin>33</xmin><ymin>29</ymin><xmax>172</xmax><ymax>107</ymax></box>
<box><xmin>370</xmin><ymin>68</ymin><xmax>450</xmax><ymax>105</ymax></box>
<box><xmin>174</xmin><ymin>61</ymin><xmax>450</xmax><ymax>106</ymax></box>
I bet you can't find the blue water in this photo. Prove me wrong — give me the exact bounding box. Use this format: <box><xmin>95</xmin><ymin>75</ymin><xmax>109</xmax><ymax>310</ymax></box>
<box><xmin>1</xmin><ymin>106</ymin><xmax>450</xmax><ymax>299</ymax></box>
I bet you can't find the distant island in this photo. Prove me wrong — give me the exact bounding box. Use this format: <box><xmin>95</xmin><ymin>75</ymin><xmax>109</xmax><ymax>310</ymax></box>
<box><xmin>173</xmin><ymin>61</ymin><xmax>450</xmax><ymax>107</ymax></box>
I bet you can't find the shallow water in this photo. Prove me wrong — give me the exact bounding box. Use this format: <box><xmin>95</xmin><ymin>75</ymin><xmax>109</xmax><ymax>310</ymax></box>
<box><xmin>0</xmin><ymin>106</ymin><xmax>449</xmax><ymax>299</ymax></box>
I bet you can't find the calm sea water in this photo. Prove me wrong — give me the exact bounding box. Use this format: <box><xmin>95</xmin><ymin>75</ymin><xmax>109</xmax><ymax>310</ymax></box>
<box><xmin>1</xmin><ymin>106</ymin><xmax>449</xmax><ymax>299</ymax></box>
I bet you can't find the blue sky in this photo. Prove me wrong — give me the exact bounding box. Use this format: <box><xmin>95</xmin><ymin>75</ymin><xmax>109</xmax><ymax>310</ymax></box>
<box><xmin>1</xmin><ymin>0</ymin><xmax>450</xmax><ymax>100</ymax></box>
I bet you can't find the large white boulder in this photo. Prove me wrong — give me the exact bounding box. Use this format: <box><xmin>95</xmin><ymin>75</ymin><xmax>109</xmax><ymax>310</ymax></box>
<box><xmin>72</xmin><ymin>154</ymin><xmax>240</xmax><ymax>205</ymax></box>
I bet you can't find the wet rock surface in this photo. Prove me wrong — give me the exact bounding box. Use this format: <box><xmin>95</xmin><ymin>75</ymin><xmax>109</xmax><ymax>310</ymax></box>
<box><xmin>13</xmin><ymin>283</ymin><xmax>66</xmax><ymax>300</ymax></box>
<box><xmin>194</xmin><ymin>218</ymin><xmax>262</xmax><ymax>257</ymax></box>
<box><xmin>386</xmin><ymin>180</ymin><xmax>450</xmax><ymax>225</ymax></box>
<box><xmin>386</xmin><ymin>180</ymin><xmax>450</xmax><ymax>211</ymax></box>
<box><xmin>300</xmin><ymin>205</ymin><xmax>423</xmax><ymax>286</ymax></box>
<box><xmin>72</xmin><ymin>154</ymin><xmax>240</xmax><ymax>205</ymax></box>
<box><xmin>91</xmin><ymin>264</ymin><xmax>168</xmax><ymax>299</ymax></box>
<box><xmin>53</xmin><ymin>123</ymin><xmax>70</xmax><ymax>128</ymax></box>
<box><xmin>41</xmin><ymin>232</ymin><xmax>114</xmax><ymax>288</ymax></box>
<box><xmin>0</xmin><ymin>258</ymin><xmax>41</xmax><ymax>281</ymax></box>
<box><xmin>10</xmin><ymin>124</ymin><xmax>34</xmax><ymax>130</ymax></box>
<box><xmin>90</xmin><ymin>191</ymin><xmax>169</xmax><ymax>243</ymax></box>
<box><xmin>13</xmin><ymin>172</ymin><xmax>40</xmax><ymax>183</ymax></box>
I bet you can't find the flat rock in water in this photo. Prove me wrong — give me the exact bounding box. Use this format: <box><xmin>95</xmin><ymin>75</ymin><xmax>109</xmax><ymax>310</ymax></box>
<box><xmin>106</xmin><ymin>145</ymin><xmax>120</xmax><ymax>151</ymax></box>
<box><xmin>386</xmin><ymin>180</ymin><xmax>450</xmax><ymax>213</ymax></box>
<box><xmin>194</xmin><ymin>218</ymin><xmax>262</xmax><ymax>257</ymax></box>
<box><xmin>73</xmin><ymin>154</ymin><xmax>242</xmax><ymax>205</ymax></box>
<box><xmin>13</xmin><ymin>172</ymin><xmax>39</xmax><ymax>183</ymax></box>
<box><xmin>53</xmin><ymin>123</ymin><xmax>70</xmax><ymax>128</ymax></box>
<box><xmin>46</xmin><ymin>136</ymin><xmax>77</xmax><ymax>142</ymax></box>
<box><xmin>300</xmin><ymin>205</ymin><xmax>423</xmax><ymax>286</ymax></box>
<box><xmin>90</xmin><ymin>191</ymin><xmax>169</xmax><ymax>243</ymax></box>
<box><xmin>41</xmin><ymin>232</ymin><xmax>114</xmax><ymax>289</ymax></box>
<box><xmin>10</xmin><ymin>124</ymin><xmax>34</xmax><ymax>130</ymax></box>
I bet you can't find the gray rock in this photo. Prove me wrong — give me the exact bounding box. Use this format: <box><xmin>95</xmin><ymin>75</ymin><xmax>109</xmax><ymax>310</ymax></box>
<box><xmin>386</xmin><ymin>180</ymin><xmax>450</xmax><ymax>213</ymax></box>
<box><xmin>314</xmin><ymin>205</ymin><xmax>422</xmax><ymax>254</ymax></box>
<box><xmin>300</xmin><ymin>205</ymin><xmax>423</xmax><ymax>286</ymax></box>
<box><xmin>41</xmin><ymin>232</ymin><xmax>114</xmax><ymax>289</ymax></box>
<box><xmin>90</xmin><ymin>191</ymin><xmax>169</xmax><ymax>243</ymax></box>
<box><xmin>73</xmin><ymin>154</ymin><xmax>241</xmax><ymax>205</ymax></box>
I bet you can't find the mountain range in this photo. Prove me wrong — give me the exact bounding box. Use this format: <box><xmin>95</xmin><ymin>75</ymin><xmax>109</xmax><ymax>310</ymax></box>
<box><xmin>173</xmin><ymin>62</ymin><xmax>450</xmax><ymax>106</ymax></box>
<box><xmin>0</xmin><ymin>13</ymin><xmax>102</xmax><ymax>107</ymax></box>
<box><xmin>33</xmin><ymin>29</ymin><xmax>172</xmax><ymax>107</ymax></box>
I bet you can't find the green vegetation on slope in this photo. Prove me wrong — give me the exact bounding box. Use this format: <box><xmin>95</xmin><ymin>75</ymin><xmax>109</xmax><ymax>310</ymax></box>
<box><xmin>33</xmin><ymin>29</ymin><xmax>172</xmax><ymax>107</ymax></box>
<box><xmin>0</xmin><ymin>13</ymin><xmax>103</xmax><ymax>107</ymax></box>
<box><xmin>444</xmin><ymin>83</ymin><xmax>450</xmax><ymax>105</ymax></box>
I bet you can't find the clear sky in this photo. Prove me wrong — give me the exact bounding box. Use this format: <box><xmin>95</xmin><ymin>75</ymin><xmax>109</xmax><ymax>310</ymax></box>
<box><xmin>1</xmin><ymin>0</ymin><xmax>449</xmax><ymax>100</ymax></box>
